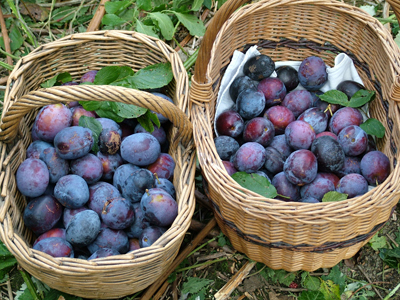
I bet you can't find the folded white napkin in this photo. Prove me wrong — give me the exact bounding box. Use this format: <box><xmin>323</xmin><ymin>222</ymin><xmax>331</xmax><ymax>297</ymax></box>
<box><xmin>214</xmin><ymin>46</ymin><xmax>364</xmax><ymax>135</ymax></box>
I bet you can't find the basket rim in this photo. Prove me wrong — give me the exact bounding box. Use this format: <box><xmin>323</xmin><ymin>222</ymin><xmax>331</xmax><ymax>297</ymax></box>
<box><xmin>191</xmin><ymin>0</ymin><xmax>400</xmax><ymax>211</ymax></box>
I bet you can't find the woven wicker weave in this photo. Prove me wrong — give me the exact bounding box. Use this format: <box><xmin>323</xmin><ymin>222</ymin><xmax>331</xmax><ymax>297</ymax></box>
<box><xmin>190</xmin><ymin>0</ymin><xmax>400</xmax><ymax>272</ymax></box>
<box><xmin>0</xmin><ymin>31</ymin><xmax>195</xmax><ymax>298</ymax></box>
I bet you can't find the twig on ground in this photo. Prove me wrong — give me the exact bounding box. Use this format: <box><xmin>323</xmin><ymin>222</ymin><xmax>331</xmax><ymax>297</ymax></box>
<box><xmin>214</xmin><ymin>261</ymin><xmax>257</xmax><ymax>300</ymax></box>
<box><xmin>86</xmin><ymin>0</ymin><xmax>110</xmax><ymax>32</ymax></box>
<box><xmin>268</xmin><ymin>285</ymin><xmax>307</xmax><ymax>292</ymax></box>
<box><xmin>195</xmin><ymin>189</ymin><xmax>213</xmax><ymax>210</ymax></box>
<box><xmin>217</xmin><ymin>271</ymin><xmax>230</xmax><ymax>282</ymax></box>
<box><xmin>196</xmin><ymin>251</ymin><xmax>228</xmax><ymax>262</ymax></box>
<box><xmin>386</xmin><ymin>233</ymin><xmax>399</xmax><ymax>248</ymax></box>
<box><xmin>140</xmin><ymin>218</ymin><xmax>217</xmax><ymax>300</ymax></box>
<box><xmin>172</xmin><ymin>276</ymin><xmax>179</xmax><ymax>300</ymax></box>
<box><xmin>153</xmin><ymin>281</ymin><xmax>169</xmax><ymax>300</ymax></box>
<box><xmin>357</xmin><ymin>265</ymin><xmax>384</xmax><ymax>299</ymax></box>
<box><xmin>6</xmin><ymin>277</ymin><xmax>13</xmax><ymax>300</ymax></box>
<box><xmin>0</xmin><ymin>5</ymin><xmax>13</xmax><ymax>68</ymax></box>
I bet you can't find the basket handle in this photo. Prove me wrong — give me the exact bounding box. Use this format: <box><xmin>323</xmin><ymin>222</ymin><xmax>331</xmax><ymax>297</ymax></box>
<box><xmin>0</xmin><ymin>85</ymin><xmax>193</xmax><ymax>147</ymax></box>
<box><xmin>193</xmin><ymin>0</ymin><xmax>250</xmax><ymax>84</ymax></box>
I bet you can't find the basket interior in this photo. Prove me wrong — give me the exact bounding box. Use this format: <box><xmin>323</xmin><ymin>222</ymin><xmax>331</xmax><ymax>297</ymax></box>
<box><xmin>206</xmin><ymin>2</ymin><xmax>400</xmax><ymax>170</ymax></box>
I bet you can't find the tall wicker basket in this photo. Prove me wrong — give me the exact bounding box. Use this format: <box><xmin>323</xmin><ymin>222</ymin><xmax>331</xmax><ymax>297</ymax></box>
<box><xmin>190</xmin><ymin>0</ymin><xmax>400</xmax><ymax>272</ymax></box>
<box><xmin>0</xmin><ymin>31</ymin><xmax>196</xmax><ymax>298</ymax></box>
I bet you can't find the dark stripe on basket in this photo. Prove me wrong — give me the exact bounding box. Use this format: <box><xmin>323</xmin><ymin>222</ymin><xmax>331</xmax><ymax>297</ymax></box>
<box><xmin>212</xmin><ymin>199</ymin><xmax>393</xmax><ymax>253</ymax></box>
<box><xmin>217</xmin><ymin>39</ymin><xmax>397</xmax><ymax>166</ymax></box>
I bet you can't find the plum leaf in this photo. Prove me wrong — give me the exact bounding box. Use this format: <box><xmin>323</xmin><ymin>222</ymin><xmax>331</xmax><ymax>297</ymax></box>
<box><xmin>109</xmin><ymin>102</ymin><xmax>147</xmax><ymax>119</ymax></box>
<box><xmin>231</xmin><ymin>172</ymin><xmax>277</xmax><ymax>199</ymax></box>
<box><xmin>170</xmin><ymin>12</ymin><xmax>205</xmax><ymax>37</ymax></box>
<box><xmin>41</xmin><ymin>72</ymin><xmax>72</xmax><ymax>88</ymax></box>
<box><xmin>348</xmin><ymin>89</ymin><xmax>375</xmax><ymax>107</ymax></box>
<box><xmin>78</xmin><ymin>116</ymin><xmax>102</xmax><ymax>153</ymax></box>
<box><xmin>318</xmin><ymin>90</ymin><xmax>350</xmax><ymax>106</ymax></box>
<box><xmin>360</xmin><ymin>118</ymin><xmax>385</xmax><ymax>138</ymax></box>
<box><xmin>128</xmin><ymin>62</ymin><xmax>173</xmax><ymax>89</ymax></box>
<box><xmin>321</xmin><ymin>191</ymin><xmax>348</xmax><ymax>202</ymax></box>
<box><xmin>101</xmin><ymin>14</ymin><xmax>126</xmax><ymax>26</ymax></box>
<box><xmin>136</xmin><ymin>19</ymin><xmax>159</xmax><ymax>38</ymax></box>
<box><xmin>147</xmin><ymin>12</ymin><xmax>175</xmax><ymax>40</ymax></box>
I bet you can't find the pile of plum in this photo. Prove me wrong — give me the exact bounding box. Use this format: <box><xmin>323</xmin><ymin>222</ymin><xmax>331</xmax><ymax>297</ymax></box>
<box><xmin>215</xmin><ymin>55</ymin><xmax>391</xmax><ymax>203</ymax></box>
<box><xmin>16</xmin><ymin>71</ymin><xmax>178</xmax><ymax>259</ymax></box>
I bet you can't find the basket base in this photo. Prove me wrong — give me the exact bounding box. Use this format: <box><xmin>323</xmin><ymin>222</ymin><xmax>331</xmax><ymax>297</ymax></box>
<box><xmin>213</xmin><ymin>210</ymin><xmax>369</xmax><ymax>272</ymax></box>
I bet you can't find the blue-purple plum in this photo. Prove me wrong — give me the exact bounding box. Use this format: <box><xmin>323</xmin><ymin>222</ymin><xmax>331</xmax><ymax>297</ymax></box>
<box><xmin>23</xmin><ymin>195</ymin><xmax>62</xmax><ymax>235</ymax></box>
<box><xmin>154</xmin><ymin>177</ymin><xmax>176</xmax><ymax>199</ymax></box>
<box><xmin>147</xmin><ymin>153</ymin><xmax>175</xmax><ymax>180</ymax></box>
<box><xmin>243</xmin><ymin>55</ymin><xmax>275</xmax><ymax>80</ymax></box>
<box><xmin>120</xmin><ymin>133</ymin><xmax>161</xmax><ymax>166</ymax></box>
<box><xmin>54</xmin><ymin>126</ymin><xmax>93</xmax><ymax>159</ymax></box>
<box><xmin>71</xmin><ymin>106</ymin><xmax>96</xmax><ymax>126</ymax></box>
<box><xmin>113</xmin><ymin>163</ymin><xmax>140</xmax><ymax>193</ymax></box>
<box><xmin>33</xmin><ymin>237</ymin><xmax>74</xmax><ymax>258</ymax></box>
<box><xmin>63</xmin><ymin>207</ymin><xmax>89</xmax><ymax>228</ymax></box>
<box><xmin>335</xmin><ymin>156</ymin><xmax>361</xmax><ymax>178</ymax></box>
<box><xmin>26</xmin><ymin>141</ymin><xmax>52</xmax><ymax>159</ymax></box>
<box><xmin>17</xmin><ymin>158</ymin><xmax>49</xmax><ymax>198</ymax></box>
<box><xmin>33</xmin><ymin>228</ymin><xmax>66</xmax><ymax>247</ymax></box>
<box><xmin>139</xmin><ymin>226</ymin><xmax>165</xmax><ymax>248</ymax></box>
<box><xmin>96</xmin><ymin>152</ymin><xmax>123</xmax><ymax>181</ymax></box>
<box><xmin>285</xmin><ymin>120</ymin><xmax>316</xmax><ymax>150</ymax></box>
<box><xmin>88</xmin><ymin>248</ymin><xmax>119</xmax><ymax>260</ymax></box>
<box><xmin>329</xmin><ymin>107</ymin><xmax>363</xmax><ymax>135</ymax></box>
<box><xmin>311</xmin><ymin>135</ymin><xmax>345</xmax><ymax>173</ymax></box>
<box><xmin>125</xmin><ymin>203</ymin><xmax>150</xmax><ymax>239</ymax></box>
<box><xmin>214</xmin><ymin>136</ymin><xmax>240</xmax><ymax>161</ymax></box>
<box><xmin>283</xmin><ymin>150</ymin><xmax>318</xmax><ymax>186</ymax></box>
<box><xmin>276</xmin><ymin>65</ymin><xmax>299</xmax><ymax>92</ymax></box>
<box><xmin>360</xmin><ymin>151</ymin><xmax>391</xmax><ymax>186</ymax></box>
<box><xmin>298</xmin><ymin>107</ymin><xmax>328</xmax><ymax>134</ymax></box>
<box><xmin>264</xmin><ymin>106</ymin><xmax>295</xmax><ymax>135</ymax></box>
<box><xmin>257</xmin><ymin>77</ymin><xmax>286</xmax><ymax>107</ymax></box>
<box><xmin>269</xmin><ymin>134</ymin><xmax>292</xmax><ymax>159</ymax></box>
<box><xmin>232</xmin><ymin>142</ymin><xmax>267</xmax><ymax>173</ymax></box>
<box><xmin>336</xmin><ymin>173</ymin><xmax>368</xmax><ymax>198</ymax></box>
<box><xmin>215</xmin><ymin>110</ymin><xmax>244</xmax><ymax>138</ymax></box>
<box><xmin>134</xmin><ymin>123</ymin><xmax>167</xmax><ymax>147</ymax></box>
<box><xmin>300</xmin><ymin>175</ymin><xmax>335</xmax><ymax>201</ymax></box>
<box><xmin>99</xmin><ymin>129</ymin><xmax>121</xmax><ymax>155</ymax></box>
<box><xmin>101</xmin><ymin>197</ymin><xmax>135</xmax><ymax>230</ymax></box>
<box><xmin>121</xmin><ymin>169</ymin><xmax>155</xmax><ymax>203</ymax></box>
<box><xmin>236</xmin><ymin>89</ymin><xmax>266</xmax><ymax>120</ymax></box>
<box><xmin>54</xmin><ymin>174</ymin><xmax>89</xmax><ymax>209</ymax></box>
<box><xmin>222</xmin><ymin>161</ymin><xmax>238</xmax><ymax>176</ymax></box>
<box><xmin>40</xmin><ymin>147</ymin><xmax>69</xmax><ymax>184</ymax></box>
<box><xmin>88</xmin><ymin>228</ymin><xmax>129</xmax><ymax>254</ymax></box>
<box><xmin>298</xmin><ymin>56</ymin><xmax>328</xmax><ymax>90</ymax></box>
<box><xmin>80</xmin><ymin>70</ymin><xmax>98</xmax><ymax>83</ymax></box>
<box><xmin>271</xmin><ymin>172</ymin><xmax>300</xmax><ymax>201</ymax></box>
<box><xmin>71</xmin><ymin>153</ymin><xmax>103</xmax><ymax>184</ymax></box>
<box><xmin>282</xmin><ymin>90</ymin><xmax>313</xmax><ymax>118</ymax></box>
<box><xmin>229</xmin><ymin>76</ymin><xmax>257</xmax><ymax>102</ymax></box>
<box><xmin>264</xmin><ymin>147</ymin><xmax>284</xmax><ymax>175</ymax></box>
<box><xmin>88</xmin><ymin>181</ymin><xmax>121</xmax><ymax>216</ymax></box>
<box><xmin>243</xmin><ymin>117</ymin><xmax>275</xmax><ymax>147</ymax></box>
<box><xmin>338</xmin><ymin>125</ymin><xmax>368</xmax><ymax>156</ymax></box>
<box><xmin>66</xmin><ymin>210</ymin><xmax>101</xmax><ymax>247</ymax></box>
<box><xmin>32</xmin><ymin>104</ymin><xmax>72</xmax><ymax>142</ymax></box>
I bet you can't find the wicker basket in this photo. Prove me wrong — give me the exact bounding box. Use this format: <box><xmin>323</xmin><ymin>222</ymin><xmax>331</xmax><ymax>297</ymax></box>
<box><xmin>189</xmin><ymin>0</ymin><xmax>400</xmax><ymax>272</ymax></box>
<box><xmin>0</xmin><ymin>31</ymin><xmax>196</xmax><ymax>298</ymax></box>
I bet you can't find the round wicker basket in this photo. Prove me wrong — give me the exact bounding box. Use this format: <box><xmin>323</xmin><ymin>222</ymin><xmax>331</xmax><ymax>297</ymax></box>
<box><xmin>0</xmin><ymin>31</ymin><xmax>195</xmax><ymax>298</ymax></box>
<box><xmin>189</xmin><ymin>0</ymin><xmax>400</xmax><ymax>272</ymax></box>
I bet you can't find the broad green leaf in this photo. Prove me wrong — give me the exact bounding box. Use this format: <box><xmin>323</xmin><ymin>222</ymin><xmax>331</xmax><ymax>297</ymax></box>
<box><xmin>181</xmin><ymin>277</ymin><xmax>213</xmax><ymax>294</ymax></box>
<box><xmin>379</xmin><ymin>248</ymin><xmax>400</xmax><ymax>268</ymax></box>
<box><xmin>9</xmin><ymin>25</ymin><xmax>24</xmax><ymax>52</ymax></box>
<box><xmin>137</xmin><ymin>0</ymin><xmax>152</xmax><ymax>11</ymax></box>
<box><xmin>319</xmin><ymin>280</ymin><xmax>341</xmax><ymax>300</ymax></box>
<box><xmin>0</xmin><ymin>242</ymin><xmax>13</xmax><ymax>257</ymax></box>
<box><xmin>146</xmin><ymin>110</ymin><xmax>161</xmax><ymax>129</ymax></box>
<box><xmin>231</xmin><ymin>172</ymin><xmax>278</xmax><ymax>199</ymax></box>
<box><xmin>322</xmin><ymin>191</ymin><xmax>348</xmax><ymax>202</ymax></box>
<box><xmin>191</xmin><ymin>0</ymin><xmax>203</xmax><ymax>11</ymax></box>
<box><xmin>78</xmin><ymin>116</ymin><xmax>102</xmax><ymax>153</ymax></box>
<box><xmin>136</xmin><ymin>19</ymin><xmax>159</xmax><ymax>38</ymax></box>
<box><xmin>276</xmin><ymin>269</ymin><xmax>296</xmax><ymax>287</ymax></box>
<box><xmin>349</xmin><ymin>89</ymin><xmax>375</xmax><ymax>108</ymax></box>
<box><xmin>379</xmin><ymin>247</ymin><xmax>400</xmax><ymax>259</ymax></box>
<box><xmin>218</xmin><ymin>236</ymin><xmax>227</xmax><ymax>247</ymax></box>
<box><xmin>167</xmin><ymin>272</ymin><xmax>176</xmax><ymax>283</ymax></box>
<box><xmin>94</xmin><ymin>66</ymin><xmax>135</xmax><ymax>85</ymax></box>
<box><xmin>171</xmin><ymin>12</ymin><xmax>205</xmax><ymax>37</ymax></box>
<box><xmin>203</xmin><ymin>0</ymin><xmax>212</xmax><ymax>9</ymax></box>
<box><xmin>95</xmin><ymin>107</ymin><xmax>125</xmax><ymax>123</ymax></box>
<box><xmin>129</xmin><ymin>62</ymin><xmax>173</xmax><ymax>89</ymax></box>
<box><xmin>298</xmin><ymin>291</ymin><xmax>325</xmax><ymax>300</ymax></box>
<box><xmin>15</xmin><ymin>285</ymin><xmax>35</xmax><ymax>300</ymax></box>
<box><xmin>360</xmin><ymin>5</ymin><xmax>376</xmax><ymax>16</ymax></box>
<box><xmin>395</xmin><ymin>228</ymin><xmax>400</xmax><ymax>245</ymax></box>
<box><xmin>304</xmin><ymin>276</ymin><xmax>321</xmax><ymax>291</ymax></box>
<box><xmin>147</xmin><ymin>12</ymin><xmax>175</xmax><ymax>40</ymax></box>
<box><xmin>322</xmin><ymin>265</ymin><xmax>347</xmax><ymax>294</ymax></box>
<box><xmin>109</xmin><ymin>102</ymin><xmax>147</xmax><ymax>119</ymax></box>
<box><xmin>318</xmin><ymin>90</ymin><xmax>350</xmax><ymax>106</ymax></box>
<box><xmin>102</xmin><ymin>14</ymin><xmax>126</xmax><ymax>26</ymax></box>
<box><xmin>369</xmin><ymin>233</ymin><xmax>387</xmax><ymax>251</ymax></box>
<box><xmin>79</xmin><ymin>101</ymin><xmax>102</xmax><ymax>111</ymax></box>
<box><xmin>137</xmin><ymin>113</ymin><xmax>155</xmax><ymax>132</ymax></box>
<box><xmin>360</xmin><ymin>118</ymin><xmax>385</xmax><ymax>138</ymax></box>
<box><xmin>43</xmin><ymin>289</ymin><xmax>83</xmax><ymax>300</ymax></box>
<box><xmin>105</xmin><ymin>0</ymin><xmax>132</xmax><ymax>14</ymax></box>
<box><xmin>40</xmin><ymin>72</ymin><xmax>73</xmax><ymax>88</ymax></box>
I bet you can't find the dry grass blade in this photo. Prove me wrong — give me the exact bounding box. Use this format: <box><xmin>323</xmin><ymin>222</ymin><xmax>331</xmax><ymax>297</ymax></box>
<box><xmin>0</xmin><ymin>5</ymin><xmax>13</xmax><ymax>68</ymax></box>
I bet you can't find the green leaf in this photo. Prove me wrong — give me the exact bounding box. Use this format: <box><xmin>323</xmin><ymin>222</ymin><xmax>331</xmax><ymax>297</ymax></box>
<box><xmin>321</xmin><ymin>191</ymin><xmax>348</xmax><ymax>202</ymax></box>
<box><xmin>167</xmin><ymin>272</ymin><xmax>176</xmax><ymax>283</ymax></box>
<box><xmin>181</xmin><ymin>277</ymin><xmax>213</xmax><ymax>294</ymax></box>
<box><xmin>203</xmin><ymin>0</ymin><xmax>212</xmax><ymax>9</ymax></box>
<box><xmin>102</xmin><ymin>14</ymin><xmax>126</xmax><ymax>26</ymax></box>
<box><xmin>129</xmin><ymin>62</ymin><xmax>173</xmax><ymax>89</ymax></box>
<box><xmin>137</xmin><ymin>0</ymin><xmax>152</xmax><ymax>11</ymax></box>
<box><xmin>41</xmin><ymin>72</ymin><xmax>73</xmax><ymax>88</ymax></box>
<box><xmin>218</xmin><ymin>236</ymin><xmax>227</xmax><ymax>247</ymax></box>
<box><xmin>349</xmin><ymin>89</ymin><xmax>375</xmax><ymax>107</ymax></box>
<box><xmin>105</xmin><ymin>0</ymin><xmax>132</xmax><ymax>14</ymax></box>
<box><xmin>137</xmin><ymin>112</ymin><xmax>155</xmax><ymax>133</ymax></box>
<box><xmin>171</xmin><ymin>12</ymin><xmax>205</xmax><ymax>37</ymax></box>
<box><xmin>217</xmin><ymin>0</ymin><xmax>228</xmax><ymax>9</ymax></box>
<box><xmin>318</xmin><ymin>90</ymin><xmax>350</xmax><ymax>106</ymax></box>
<box><xmin>0</xmin><ymin>241</ymin><xmax>13</xmax><ymax>257</ymax></box>
<box><xmin>191</xmin><ymin>0</ymin><xmax>203</xmax><ymax>11</ymax></box>
<box><xmin>360</xmin><ymin>5</ymin><xmax>376</xmax><ymax>16</ymax></box>
<box><xmin>95</xmin><ymin>107</ymin><xmax>125</xmax><ymax>123</ymax></box>
<box><xmin>319</xmin><ymin>280</ymin><xmax>341</xmax><ymax>300</ymax></box>
<box><xmin>360</xmin><ymin>118</ymin><xmax>385</xmax><ymax>138</ymax></box>
<box><xmin>94</xmin><ymin>66</ymin><xmax>135</xmax><ymax>85</ymax></box>
<box><xmin>369</xmin><ymin>233</ymin><xmax>387</xmax><ymax>251</ymax></box>
<box><xmin>78</xmin><ymin>116</ymin><xmax>102</xmax><ymax>153</ymax></box>
<box><xmin>231</xmin><ymin>172</ymin><xmax>278</xmax><ymax>199</ymax></box>
<box><xmin>322</xmin><ymin>265</ymin><xmax>347</xmax><ymax>294</ymax></box>
<box><xmin>109</xmin><ymin>102</ymin><xmax>148</xmax><ymax>119</ymax></box>
<box><xmin>146</xmin><ymin>110</ymin><xmax>161</xmax><ymax>129</ymax></box>
<box><xmin>276</xmin><ymin>270</ymin><xmax>296</xmax><ymax>287</ymax></box>
<box><xmin>304</xmin><ymin>276</ymin><xmax>321</xmax><ymax>291</ymax></box>
<box><xmin>379</xmin><ymin>248</ymin><xmax>400</xmax><ymax>268</ymax></box>
<box><xmin>147</xmin><ymin>12</ymin><xmax>175</xmax><ymax>40</ymax></box>
<box><xmin>298</xmin><ymin>291</ymin><xmax>325</xmax><ymax>300</ymax></box>
<box><xmin>136</xmin><ymin>19</ymin><xmax>159</xmax><ymax>38</ymax></box>
<box><xmin>79</xmin><ymin>101</ymin><xmax>102</xmax><ymax>111</ymax></box>
<box><xmin>15</xmin><ymin>285</ymin><xmax>35</xmax><ymax>300</ymax></box>
<box><xmin>9</xmin><ymin>24</ymin><xmax>24</xmax><ymax>52</ymax></box>
<box><xmin>43</xmin><ymin>289</ymin><xmax>83</xmax><ymax>300</ymax></box>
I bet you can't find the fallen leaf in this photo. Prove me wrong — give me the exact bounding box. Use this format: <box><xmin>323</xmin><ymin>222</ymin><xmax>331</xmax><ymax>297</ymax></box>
<box><xmin>18</xmin><ymin>2</ymin><xmax>49</xmax><ymax>21</ymax></box>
